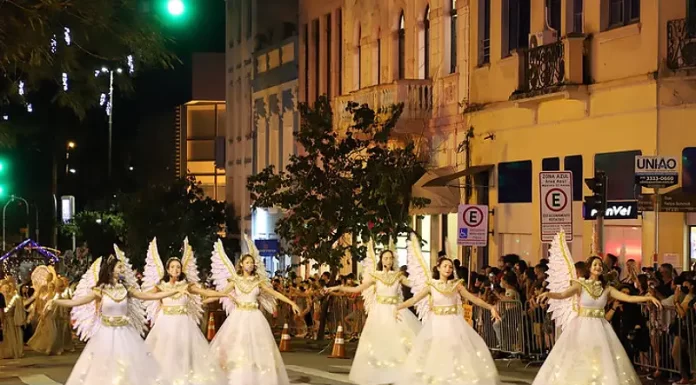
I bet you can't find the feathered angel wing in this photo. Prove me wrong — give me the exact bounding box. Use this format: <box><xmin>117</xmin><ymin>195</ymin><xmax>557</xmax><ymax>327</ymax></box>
<box><xmin>211</xmin><ymin>239</ymin><xmax>237</xmax><ymax>315</ymax></box>
<box><xmin>407</xmin><ymin>233</ymin><xmax>432</xmax><ymax>322</ymax></box>
<box><xmin>361</xmin><ymin>238</ymin><xmax>378</xmax><ymax>314</ymax></box>
<box><xmin>142</xmin><ymin>238</ymin><xmax>164</xmax><ymax>325</ymax></box>
<box><xmin>546</xmin><ymin>229</ymin><xmax>578</xmax><ymax>332</ymax></box>
<box><xmin>181</xmin><ymin>237</ymin><xmax>204</xmax><ymax>325</ymax></box>
<box><xmin>242</xmin><ymin>234</ymin><xmax>276</xmax><ymax>314</ymax></box>
<box><xmin>70</xmin><ymin>257</ymin><xmax>102</xmax><ymax>341</ymax></box>
<box><xmin>113</xmin><ymin>245</ymin><xmax>148</xmax><ymax>337</ymax></box>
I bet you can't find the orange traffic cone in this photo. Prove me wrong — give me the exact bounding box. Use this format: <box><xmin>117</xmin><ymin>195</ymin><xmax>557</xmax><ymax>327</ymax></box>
<box><xmin>206</xmin><ymin>312</ymin><xmax>216</xmax><ymax>341</ymax></box>
<box><xmin>329</xmin><ymin>325</ymin><xmax>347</xmax><ymax>359</ymax></box>
<box><xmin>279</xmin><ymin>323</ymin><xmax>292</xmax><ymax>352</ymax></box>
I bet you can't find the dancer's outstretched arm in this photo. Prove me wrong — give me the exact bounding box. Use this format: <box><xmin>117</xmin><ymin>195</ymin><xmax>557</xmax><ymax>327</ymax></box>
<box><xmin>129</xmin><ymin>288</ymin><xmax>181</xmax><ymax>301</ymax></box>
<box><xmin>260</xmin><ymin>285</ymin><xmax>301</xmax><ymax>314</ymax></box>
<box><xmin>189</xmin><ymin>284</ymin><xmax>229</xmax><ymax>299</ymax></box>
<box><xmin>537</xmin><ymin>282</ymin><xmax>581</xmax><ymax>302</ymax></box>
<box><xmin>326</xmin><ymin>276</ymin><xmax>374</xmax><ymax>294</ymax></box>
<box><xmin>609</xmin><ymin>287</ymin><xmax>661</xmax><ymax>307</ymax></box>
<box><xmin>457</xmin><ymin>283</ymin><xmax>501</xmax><ymax>321</ymax></box>
<box><xmin>47</xmin><ymin>292</ymin><xmax>97</xmax><ymax>310</ymax></box>
<box><xmin>396</xmin><ymin>287</ymin><xmax>430</xmax><ymax>312</ymax></box>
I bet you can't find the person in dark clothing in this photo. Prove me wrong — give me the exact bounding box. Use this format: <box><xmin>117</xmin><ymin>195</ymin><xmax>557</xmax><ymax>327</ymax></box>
<box><xmin>399</xmin><ymin>265</ymin><xmax>416</xmax><ymax>315</ymax></box>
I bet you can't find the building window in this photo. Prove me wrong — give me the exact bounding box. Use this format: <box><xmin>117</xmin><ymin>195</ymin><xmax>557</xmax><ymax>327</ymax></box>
<box><xmin>542</xmin><ymin>157</ymin><xmax>560</xmax><ymax>171</ymax></box>
<box><xmin>313</xmin><ymin>19</ymin><xmax>320</xmax><ymax>99</ymax></box>
<box><xmin>423</xmin><ymin>6</ymin><xmax>430</xmax><ymax>79</ymax></box>
<box><xmin>564</xmin><ymin>155</ymin><xmax>583</xmax><ymax>201</ymax></box>
<box><xmin>505</xmin><ymin>0</ymin><xmax>530</xmax><ymax>56</ymax></box>
<box><xmin>594</xmin><ymin>150</ymin><xmax>641</xmax><ymax>200</ymax></box>
<box><xmin>573</xmin><ymin>0</ymin><xmax>584</xmax><ymax>33</ymax></box>
<box><xmin>337</xmin><ymin>8</ymin><xmax>343</xmax><ymax>95</ymax></box>
<box><xmin>450</xmin><ymin>0</ymin><xmax>457</xmax><ymax>74</ymax></box>
<box><xmin>608</xmin><ymin>0</ymin><xmax>640</xmax><ymax>28</ymax></box>
<box><xmin>546</xmin><ymin>0</ymin><xmax>561</xmax><ymax>32</ymax></box>
<box><xmin>683</xmin><ymin>147</ymin><xmax>696</xmax><ymax>194</ymax></box>
<box><xmin>478</xmin><ymin>0</ymin><xmax>491</xmax><ymax>65</ymax></box>
<box><xmin>398</xmin><ymin>12</ymin><xmax>406</xmax><ymax>79</ymax></box>
<box><xmin>326</xmin><ymin>13</ymin><xmax>332</xmax><ymax>98</ymax></box>
<box><xmin>303</xmin><ymin>23</ymin><xmax>309</xmax><ymax>102</ymax></box>
<box><xmin>497</xmin><ymin>160</ymin><xmax>533</xmax><ymax>203</ymax></box>
<box><xmin>246</xmin><ymin>0</ymin><xmax>252</xmax><ymax>39</ymax></box>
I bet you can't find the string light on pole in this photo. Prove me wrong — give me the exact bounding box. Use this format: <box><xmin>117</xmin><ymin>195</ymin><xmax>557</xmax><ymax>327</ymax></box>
<box><xmin>64</xmin><ymin>27</ymin><xmax>72</xmax><ymax>46</ymax></box>
<box><xmin>96</xmin><ymin>64</ymin><xmax>129</xmax><ymax>179</ymax></box>
<box><xmin>50</xmin><ymin>36</ymin><xmax>58</xmax><ymax>54</ymax></box>
<box><xmin>18</xmin><ymin>81</ymin><xmax>25</xmax><ymax>96</ymax></box>
<box><xmin>62</xmin><ymin>73</ymin><xmax>69</xmax><ymax>91</ymax></box>
<box><xmin>127</xmin><ymin>55</ymin><xmax>135</xmax><ymax>74</ymax></box>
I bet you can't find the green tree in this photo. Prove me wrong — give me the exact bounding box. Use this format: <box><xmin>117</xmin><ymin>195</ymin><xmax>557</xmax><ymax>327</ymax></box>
<box><xmin>247</xmin><ymin>96</ymin><xmax>429</xmax><ymax>271</ymax></box>
<box><xmin>118</xmin><ymin>176</ymin><xmax>229</xmax><ymax>269</ymax></box>
<box><xmin>60</xmin><ymin>210</ymin><xmax>126</xmax><ymax>257</ymax></box>
<box><xmin>0</xmin><ymin>0</ymin><xmax>176</xmax><ymax>120</ymax></box>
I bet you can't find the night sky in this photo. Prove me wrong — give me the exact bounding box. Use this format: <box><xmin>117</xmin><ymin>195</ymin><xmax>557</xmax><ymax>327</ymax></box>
<box><xmin>4</xmin><ymin>0</ymin><xmax>226</xmax><ymax>246</ymax></box>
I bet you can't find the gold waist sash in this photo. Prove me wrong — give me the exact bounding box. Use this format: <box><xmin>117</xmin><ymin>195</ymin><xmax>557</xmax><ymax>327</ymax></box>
<box><xmin>237</xmin><ymin>302</ymin><xmax>259</xmax><ymax>311</ymax></box>
<box><xmin>101</xmin><ymin>315</ymin><xmax>129</xmax><ymax>327</ymax></box>
<box><xmin>162</xmin><ymin>305</ymin><xmax>187</xmax><ymax>315</ymax></box>
<box><xmin>376</xmin><ymin>295</ymin><xmax>399</xmax><ymax>305</ymax></box>
<box><xmin>579</xmin><ymin>307</ymin><xmax>605</xmax><ymax>318</ymax></box>
<box><xmin>432</xmin><ymin>304</ymin><xmax>459</xmax><ymax>316</ymax></box>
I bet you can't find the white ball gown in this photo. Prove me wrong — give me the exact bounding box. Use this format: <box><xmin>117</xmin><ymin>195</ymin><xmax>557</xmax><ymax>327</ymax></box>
<box><xmin>531</xmin><ymin>278</ymin><xmax>640</xmax><ymax>385</ymax></box>
<box><xmin>351</xmin><ymin>270</ymin><xmax>422</xmax><ymax>385</ymax></box>
<box><xmin>209</xmin><ymin>276</ymin><xmax>290</xmax><ymax>385</ymax></box>
<box><xmin>396</xmin><ymin>279</ymin><xmax>501</xmax><ymax>385</ymax></box>
<box><xmin>145</xmin><ymin>281</ymin><xmax>225</xmax><ymax>385</ymax></box>
<box><xmin>66</xmin><ymin>285</ymin><xmax>165</xmax><ymax>385</ymax></box>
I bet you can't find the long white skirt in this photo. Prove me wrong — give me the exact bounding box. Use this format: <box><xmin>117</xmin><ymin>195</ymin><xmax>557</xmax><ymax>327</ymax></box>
<box><xmin>209</xmin><ymin>308</ymin><xmax>290</xmax><ymax>385</ymax></box>
<box><xmin>66</xmin><ymin>323</ymin><xmax>165</xmax><ymax>385</ymax></box>
<box><xmin>396</xmin><ymin>312</ymin><xmax>501</xmax><ymax>385</ymax></box>
<box><xmin>350</xmin><ymin>303</ymin><xmax>421</xmax><ymax>385</ymax></box>
<box><xmin>532</xmin><ymin>316</ymin><xmax>640</xmax><ymax>385</ymax></box>
<box><xmin>146</xmin><ymin>313</ymin><xmax>226</xmax><ymax>385</ymax></box>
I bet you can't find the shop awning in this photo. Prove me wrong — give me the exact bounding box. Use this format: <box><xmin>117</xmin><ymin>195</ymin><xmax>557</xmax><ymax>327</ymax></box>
<box><xmin>411</xmin><ymin>167</ymin><xmax>461</xmax><ymax>215</ymax></box>
<box><xmin>423</xmin><ymin>164</ymin><xmax>495</xmax><ymax>188</ymax></box>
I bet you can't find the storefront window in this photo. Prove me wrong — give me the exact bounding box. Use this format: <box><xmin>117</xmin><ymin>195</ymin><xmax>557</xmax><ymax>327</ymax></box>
<box><xmin>604</xmin><ymin>225</ymin><xmax>642</xmax><ymax>267</ymax></box>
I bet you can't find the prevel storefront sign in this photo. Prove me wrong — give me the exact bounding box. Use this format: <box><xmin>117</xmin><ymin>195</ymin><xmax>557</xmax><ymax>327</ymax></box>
<box><xmin>540</xmin><ymin>171</ymin><xmax>573</xmax><ymax>243</ymax></box>
<box><xmin>635</xmin><ymin>156</ymin><xmax>679</xmax><ymax>189</ymax></box>
<box><xmin>583</xmin><ymin>201</ymin><xmax>638</xmax><ymax>220</ymax></box>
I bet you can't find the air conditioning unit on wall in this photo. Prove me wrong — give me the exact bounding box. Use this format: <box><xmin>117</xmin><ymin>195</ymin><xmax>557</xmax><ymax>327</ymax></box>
<box><xmin>528</xmin><ymin>30</ymin><xmax>559</xmax><ymax>48</ymax></box>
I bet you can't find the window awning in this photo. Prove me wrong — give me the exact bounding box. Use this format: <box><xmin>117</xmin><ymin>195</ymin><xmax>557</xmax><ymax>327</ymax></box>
<box><xmin>411</xmin><ymin>166</ymin><xmax>461</xmax><ymax>215</ymax></box>
<box><xmin>423</xmin><ymin>164</ymin><xmax>494</xmax><ymax>188</ymax></box>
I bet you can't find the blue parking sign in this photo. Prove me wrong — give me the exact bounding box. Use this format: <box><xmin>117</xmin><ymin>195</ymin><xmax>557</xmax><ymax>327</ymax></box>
<box><xmin>459</xmin><ymin>228</ymin><xmax>469</xmax><ymax>239</ymax></box>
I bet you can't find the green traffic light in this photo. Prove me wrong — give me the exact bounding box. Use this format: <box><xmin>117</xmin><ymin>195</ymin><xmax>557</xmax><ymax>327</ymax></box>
<box><xmin>167</xmin><ymin>0</ymin><xmax>185</xmax><ymax>16</ymax></box>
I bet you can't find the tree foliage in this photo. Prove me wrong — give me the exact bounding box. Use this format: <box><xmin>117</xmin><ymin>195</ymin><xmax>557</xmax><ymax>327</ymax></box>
<box><xmin>0</xmin><ymin>0</ymin><xmax>176</xmax><ymax>119</ymax></box>
<box><xmin>247</xmin><ymin>96</ymin><xmax>429</xmax><ymax>269</ymax></box>
<box><xmin>60</xmin><ymin>209</ymin><xmax>126</xmax><ymax>258</ymax></box>
<box><xmin>119</xmin><ymin>176</ymin><xmax>229</xmax><ymax>269</ymax></box>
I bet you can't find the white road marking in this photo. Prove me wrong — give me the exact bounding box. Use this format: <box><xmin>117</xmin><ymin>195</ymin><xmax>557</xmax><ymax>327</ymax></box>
<box><xmin>19</xmin><ymin>374</ymin><xmax>62</xmax><ymax>385</ymax></box>
<box><xmin>286</xmin><ymin>365</ymin><xmax>351</xmax><ymax>383</ymax></box>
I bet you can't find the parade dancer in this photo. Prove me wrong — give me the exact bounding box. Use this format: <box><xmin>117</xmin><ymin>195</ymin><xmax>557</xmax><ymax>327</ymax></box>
<box><xmin>0</xmin><ymin>279</ymin><xmax>25</xmax><ymax>358</ymax></box>
<box><xmin>533</xmin><ymin>230</ymin><xmax>661</xmax><ymax>385</ymax></box>
<box><xmin>209</xmin><ymin>236</ymin><xmax>301</xmax><ymax>385</ymax></box>
<box><xmin>326</xmin><ymin>239</ymin><xmax>421</xmax><ymax>385</ymax></box>
<box><xmin>47</xmin><ymin>245</ymin><xmax>181</xmax><ymax>385</ymax></box>
<box><xmin>394</xmin><ymin>234</ymin><xmax>502</xmax><ymax>385</ymax></box>
<box><xmin>142</xmin><ymin>237</ymin><xmax>227</xmax><ymax>385</ymax></box>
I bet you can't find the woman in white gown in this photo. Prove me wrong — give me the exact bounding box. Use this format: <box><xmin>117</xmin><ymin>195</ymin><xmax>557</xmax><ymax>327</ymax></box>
<box><xmin>535</xmin><ymin>231</ymin><xmax>661</xmax><ymax>385</ymax></box>
<box><xmin>47</xmin><ymin>246</ymin><xmax>181</xmax><ymax>385</ymax></box>
<box><xmin>143</xmin><ymin>238</ymin><xmax>228</xmax><ymax>385</ymax></box>
<box><xmin>394</xmin><ymin>234</ymin><xmax>502</xmax><ymax>385</ymax></box>
<box><xmin>209</xmin><ymin>237</ymin><xmax>301</xmax><ymax>385</ymax></box>
<box><xmin>326</xmin><ymin>240</ymin><xmax>421</xmax><ymax>385</ymax></box>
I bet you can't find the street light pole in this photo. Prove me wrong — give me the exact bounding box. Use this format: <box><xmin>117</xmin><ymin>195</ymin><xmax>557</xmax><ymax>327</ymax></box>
<box><xmin>108</xmin><ymin>69</ymin><xmax>114</xmax><ymax>180</ymax></box>
<box><xmin>2</xmin><ymin>195</ymin><xmax>30</xmax><ymax>251</ymax></box>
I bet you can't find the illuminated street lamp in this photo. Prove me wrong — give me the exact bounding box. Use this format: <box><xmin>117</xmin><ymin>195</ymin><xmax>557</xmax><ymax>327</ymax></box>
<box><xmin>96</xmin><ymin>67</ymin><xmax>125</xmax><ymax>179</ymax></box>
<box><xmin>168</xmin><ymin>0</ymin><xmax>185</xmax><ymax>16</ymax></box>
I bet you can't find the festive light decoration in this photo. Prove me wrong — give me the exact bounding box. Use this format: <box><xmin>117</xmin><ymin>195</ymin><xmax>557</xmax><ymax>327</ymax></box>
<box><xmin>2</xmin><ymin>116</ymin><xmax>8</xmax><ymax>121</ymax></box>
<box><xmin>106</xmin><ymin>101</ymin><xmax>112</xmax><ymax>116</ymax></box>
<box><xmin>18</xmin><ymin>81</ymin><xmax>25</xmax><ymax>96</ymax></box>
<box><xmin>99</xmin><ymin>93</ymin><xmax>107</xmax><ymax>106</ymax></box>
<box><xmin>0</xmin><ymin>239</ymin><xmax>60</xmax><ymax>263</ymax></box>
<box><xmin>51</xmin><ymin>35</ymin><xmax>58</xmax><ymax>54</ymax></box>
<box><xmin>26</xmin><ymin>104</ymin><xmax>33</xmax><ymax>113</ymax></box>
<box><xmin>62</xmin><ymin>73</ymin><xmax>69</xmax><ymax>91</ymax></box>
<box><xmin>127</xmin><ymin>55</ymin><xmax>135</xmax><ymax>74</ymax></box>
<box><xmin>64</xmin><ymin>27</ymin><xmax>72</xmax><ymax>46</ymax></box>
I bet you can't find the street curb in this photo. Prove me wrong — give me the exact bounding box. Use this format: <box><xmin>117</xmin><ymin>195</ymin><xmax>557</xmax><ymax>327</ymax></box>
<box><xmin>500</xmin><ymin>375</ymin><xmax>533</xmax><ymax>384</ymax></box>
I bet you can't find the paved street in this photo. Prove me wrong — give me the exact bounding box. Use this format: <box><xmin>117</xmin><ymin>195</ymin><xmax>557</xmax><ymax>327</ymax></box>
<box><xmin>0</xmin><ymin>343</ymin><xmax>670</xmax><ymax>385</ymax></box>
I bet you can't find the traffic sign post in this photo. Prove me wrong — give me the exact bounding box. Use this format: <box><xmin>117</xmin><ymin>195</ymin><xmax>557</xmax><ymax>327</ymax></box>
<box><xmin>635</xmin><ymin>156</ymin><xmax>679</xmax><ymax>189</ymax></box>
<box><xmin>540</xmin><ymin>171</ymin><xmax>574</xmax><ymax>243</ymax></box>
<box><xmin>457</xmin><ymin>204</ymin><xmax>488</xmax><ymax>247</ymax></box>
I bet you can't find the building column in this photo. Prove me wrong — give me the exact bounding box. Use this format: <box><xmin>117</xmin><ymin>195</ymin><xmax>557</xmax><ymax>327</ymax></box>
<box><xmin>308</xmin><ymin>19</ymin><xmax>318</xmax><ymax>102</ymax></box>
<box><xmin>319</xmin><ymin>14</ymin><xmax>329</xmax><ymax>98</ymax></box>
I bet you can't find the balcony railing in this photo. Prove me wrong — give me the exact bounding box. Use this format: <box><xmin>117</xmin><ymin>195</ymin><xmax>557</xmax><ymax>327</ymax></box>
<box><xmin>667</xmin><ymin>18</ymin><xmax>696</xmax><ymax>70</ymax></box>
<box><xmin>334</xmin><ymin>79</ymin><xmax>433</xmax><ymax>130</ymax></box>
<box><xmin>512</xmin><ymin>35</ymin><xmax>588</xmax><ymax>100</ymax></box>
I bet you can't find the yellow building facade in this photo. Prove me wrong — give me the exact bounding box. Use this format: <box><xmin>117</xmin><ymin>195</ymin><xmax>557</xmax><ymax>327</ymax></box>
<box><xmin>300</xmin><ymin>0</ymin><xmax>696</xmax><ymax>271</ymax></box>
